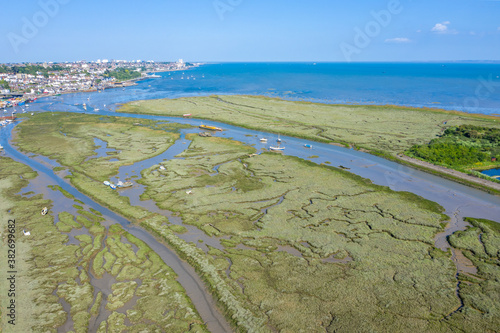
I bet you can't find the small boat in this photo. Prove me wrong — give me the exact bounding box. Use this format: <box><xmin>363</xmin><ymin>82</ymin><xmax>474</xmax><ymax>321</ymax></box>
<box><xmin>23</xmin><ymin>230</ymin><xmax>30</xmax><ymax>236</ymax></box>
<box><xmin>183</xmin><ymin>113</ymin><xmax>192</xmax><ymax>117</ymax></box>
<box><xmin>269</xmin><ymin>146</ymin><xmax>285</xmax><ymax>152</ymax></box>
<box><xmin>304</xmin><ymin>144</ymin><xmax>312</xmax><ymax>148</ymax></box>
<box><xmin>103</xmin><ymin>181</ymin><xmax>110</xmax><ymax>186</ymax></box>
<box><xmin>277</xmin><ymin>135</ymin><xmax>282</xmax><ymax>143</ymax></box>
<box><xmin>41</xmin><ymin>207</ymin><xmax>48</xmax><ymax>215</ymax></box>
<box><xmin>260</xmin><ymin>138</ymin><xmax>267</xmax><ymax>142</ymax></box>
<box><xmin>159</xmin><ymin>165</ymin><xmax>166</xmax><ymax>171</ymax></box>
<box><xmin>94</xmin><ymin>108</ymin><xmax>99</xmax><ymax>111</ymax></box>
<box><xmin>109</xmin><ymin>184</ymin><xmax>117</xmax><ymax>190</ymax></box>
<box><xmin>199</xmin><ymin>124</ymin><xmax>222</xmax><ymax>131</ymax></box>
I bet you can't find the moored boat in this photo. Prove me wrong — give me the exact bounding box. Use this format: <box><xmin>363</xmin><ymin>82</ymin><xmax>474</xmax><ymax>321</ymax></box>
<box><xmin>304</xmin><ymin>144</ymin><xmax>312</xmax><ymax>148</ymax></box>
<box><xmin>199</xmin><ymin>124</ymin><xmax>223</xmax><ymax>131</ymax></box>
<box><xmin>269</xmin><ymin>146</ymin><xmax>285</xmax><ymax>152</ymax></box>
<box><xmin>41</xmin><ymin>207</ymin><xmax>48</xmax><ymax>215</ymax></box>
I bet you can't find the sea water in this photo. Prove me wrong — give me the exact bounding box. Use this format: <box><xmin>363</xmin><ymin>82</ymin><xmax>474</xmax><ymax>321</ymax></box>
<box><xmin>30</xmin><ymin>62</ymin><xmax>500</xmax><ymax>116</ymax></box>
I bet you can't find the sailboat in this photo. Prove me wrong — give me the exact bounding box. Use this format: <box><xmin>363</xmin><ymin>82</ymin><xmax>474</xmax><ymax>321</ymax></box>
<box><xmin>269</xmin><ymin>138</ymin><xmax>285</xmax><ymax>151</ymax></box>
<box><xmin>277</xmin><ymin>134</ymin><xmax>282</xmax><ymax>143</ymax></box>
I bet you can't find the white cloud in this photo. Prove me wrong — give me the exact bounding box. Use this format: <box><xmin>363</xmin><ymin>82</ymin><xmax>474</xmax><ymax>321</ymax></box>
<box><xmin>385</xmin><ymin>37</ymin><xmax>412</xmax><ymax>43</ymax></box>
<box><xmin>432</xmin><ymin>23</ymin><xmax>449</xmax><ymax>33</ymax></box>
<box><xmin>431</xmin><ymin>21</ymin><xmax>458</xmax><ymax>34</ymax></box>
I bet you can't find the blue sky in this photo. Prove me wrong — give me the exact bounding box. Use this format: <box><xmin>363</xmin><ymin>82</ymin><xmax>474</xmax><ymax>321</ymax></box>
<box><xmin>0</xmin><ymin>0</ymin><xmax>499</xmax><ymax>63</ymax></box>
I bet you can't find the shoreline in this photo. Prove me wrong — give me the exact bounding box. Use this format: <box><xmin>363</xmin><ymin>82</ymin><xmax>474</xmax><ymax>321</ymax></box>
<box><xmin>3</xmin><ymin>65</ymin><xmax>200</xmax><ymax>103</ymax></box>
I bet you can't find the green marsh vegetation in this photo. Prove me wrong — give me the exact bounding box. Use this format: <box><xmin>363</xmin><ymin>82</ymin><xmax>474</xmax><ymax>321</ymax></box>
<box><xmin>119</xmin><ymin>95</ymin><xmax>500</xmax><ymax>155</ymax></box>
<box><xmin>446</xmin><ymin>217</ymin><xmax>500</xmax><ymax>332</ymax></box>
<box><xmin>0</xmin><ymin>157</ymin><xmax>207</xmax><ymax>332</ymax></box>
<box><xmin>12</xmin><ymin>112</ymin><xmax>500</xmax><ymax>332</ymax></box>
<box><xmin>14</xmin><ymin>112</ymin><xmax>189</xmax><ymax>181</ymax></box>
<box><xmin>136</xmin><ymin>134</ymin><xmax>500</xmax><ymax>332</ymax></box>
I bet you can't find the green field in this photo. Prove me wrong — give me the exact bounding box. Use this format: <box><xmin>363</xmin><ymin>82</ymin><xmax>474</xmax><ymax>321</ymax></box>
<box><xmin>7</xmin><ymin>111</ymin><xmax>500</xmax><ymax>332</ymax></box>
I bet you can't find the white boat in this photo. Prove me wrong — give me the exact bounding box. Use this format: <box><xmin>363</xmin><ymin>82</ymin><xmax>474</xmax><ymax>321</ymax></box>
<box><xmin>159</xmin><ymin>165</ymin><xmax>166</xmax><ymax>171</ymax></box>
<box><xmin>117</xmin><ymin>181</ymin><xmax>133</xmax><ymax>188</ymax></box>
<box><xmin>277</xmin><ymin>134</ymin><xmax>281</xmax><ymax>143</ymax></box>
<box><xmin>23</xmin><ymin>230</ymin><xmax>30</xmax><ymax>236</ymax></box>
<box><xmin>94</xmin><ymin>108</ymin><xmax>99</xmax><ymax>111</ymax></box>
<box><xmin>103</xmin><ymin>181</ymin><xmax>110</xmax><ymax>186</ymax></box>
<box><xmin>260</xmin><ymin>138</ymin><xmax>267</xmax><ymax>142</ymax></box>
<box><xmin>0</xmin><ymin>144</ymin><xmax>3</xmax><ymax>149</ymax></box>
<box><xmin>41</xmin><ymin>207</ymin><xmax>48</xmax><ymax>215</ymax></box>
<box><xmin>269</xmin><ymin>146</ymin><xmax>285</xmax><ymax>151</ymax></box>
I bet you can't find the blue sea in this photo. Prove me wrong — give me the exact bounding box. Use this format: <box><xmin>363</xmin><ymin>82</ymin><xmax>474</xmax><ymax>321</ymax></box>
<box><xmin>32</xmin><ymin>62</ymin><xmax>500</xmax><ymax>116</ymax></box>
<box><xmin>116</xmin><ymin>62</ymin><xmax>500</xmax><ymax>115</ymax></box>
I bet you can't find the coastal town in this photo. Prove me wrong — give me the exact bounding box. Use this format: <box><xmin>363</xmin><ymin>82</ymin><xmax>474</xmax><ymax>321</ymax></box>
<box><xmin>0</xmin><ymin>59</ymin><xmax>194</xmax><ymax>109</ymax></box>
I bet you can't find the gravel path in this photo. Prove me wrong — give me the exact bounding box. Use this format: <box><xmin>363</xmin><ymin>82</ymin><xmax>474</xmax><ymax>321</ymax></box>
<box><xmin>396</xmin><ymin>154</ymin><xmax>500</xmax><ymax>192</ymax></box>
